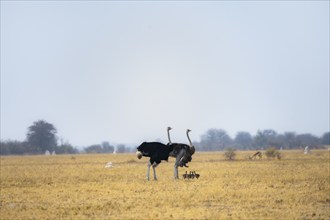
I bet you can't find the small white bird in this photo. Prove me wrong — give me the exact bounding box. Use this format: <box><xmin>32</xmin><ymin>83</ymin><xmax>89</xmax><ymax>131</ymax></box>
<box><xmin>105</xmin><ymin>162</ymin><xmax>114</xmax><ymax>168</ymax></box>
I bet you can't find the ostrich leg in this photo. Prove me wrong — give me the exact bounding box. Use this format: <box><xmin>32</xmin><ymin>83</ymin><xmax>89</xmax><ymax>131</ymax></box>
<box><xmin>152</xmin><ymin>163</ymin><xmax>158</xmax><ymax>181</ymax></box>
<box><xmin>174</xmin><ymin>150</ymin><xmax>185</xmax><ymax>179</ymax></box>
<box><xmin>174</xmin><ymin>165</ymin><xmax>178</xmax><ymax>179</ymax></box>
<box><xmin>146</xmin><ymin>161</ymin><xmax>151</xmax><ymax>181</ymax></box>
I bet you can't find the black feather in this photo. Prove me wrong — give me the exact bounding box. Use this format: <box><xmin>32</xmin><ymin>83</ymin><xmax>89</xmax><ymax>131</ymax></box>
<box><xmin>137</xmin><ymin>142</ymin><xmax>174</xmax><ymax>164</ymax></box>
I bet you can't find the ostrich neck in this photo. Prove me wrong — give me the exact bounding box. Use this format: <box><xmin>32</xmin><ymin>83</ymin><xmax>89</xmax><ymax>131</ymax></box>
<box><xmin>186</xmin><ymin>131</ymin><xmax>192</xmax><ymax>146</ymax></box>
<box><xmin>167</xmin><ymin>129</ymin><xmax>172</xmax><ymax>144</ymax></box>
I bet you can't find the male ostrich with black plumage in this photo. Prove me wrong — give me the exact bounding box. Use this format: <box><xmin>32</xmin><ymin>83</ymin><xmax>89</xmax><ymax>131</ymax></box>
<box><xmin>167</xmin><ymin>127</ymin><xmax>195</xmax><ymax>179</ymax></box>
<box><xmin>136</xmin><ymin>142</ymin><xmax>174</xmax><ymax>181</ymax></box>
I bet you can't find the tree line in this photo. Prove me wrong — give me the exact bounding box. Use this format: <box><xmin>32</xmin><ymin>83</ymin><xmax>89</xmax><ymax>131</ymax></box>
<box><xmin>83</xmin><ymin>142</ymin><xmax>132</xmax><ymax>154</ymax></box>
<box><xmin>1</xmin><ymin>120</ymin><xmax>79</xmax><ymax>155</ymax></box>
<box><xmin>196</xmin><ymin>128</ymin><xmax>330</xmax><ymax>151</ymax></box>
<box><xmin>0</xmin><ymin>120</ymin><xmax>329</xmax><ymax>155</ymax></box>
<box><xmin>0</xmin><ymin>120</ymin><xmax>132</xmax><ymax>155</ymax></box>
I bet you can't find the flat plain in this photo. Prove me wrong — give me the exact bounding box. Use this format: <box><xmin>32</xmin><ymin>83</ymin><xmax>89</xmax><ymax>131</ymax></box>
<box><xmin>0</xmin><ymin>150</ymin><xmax>329</xmax><ymax>219</ymax></box>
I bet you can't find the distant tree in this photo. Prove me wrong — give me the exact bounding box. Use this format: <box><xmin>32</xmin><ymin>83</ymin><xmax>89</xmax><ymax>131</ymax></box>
<box><xmin>296</xmin><ymin>133</ymin><xmax>320</xmax><ymax>148</ymax></box>
<box><xmin>101</xmin><ymin>141</ymin><xmax>114</xmax><ymax>153</ymax></box>
<box><xmin>26</xmin><ymin>120</ymin><xmax>58</xmax><ymax>153</ymax></box>
<box><xmin>274</xmin><ymin>134</ymin><xmax>285</xmax><ymax>148</ymax></box>
<box><xmin>57</xmin><ymin>142</ymin><xmax>78</xmax><ymax>154</ymax></box>
<box><xmin>199</xmin><ymin>129</ymin><xmax>232</xmax><ymax>151</ymax></box>
<box><xmin>117</xmin><ymin>144</ymin><xmax>126</xmax><ymax>153</ymax></box>
<box><xmin>0</xmin><ymin>141</ymin><xmax>10</xmax><ymax>155</ymax></box>
<box><xmin>234</xmin><ymin>132</ymin><xmax>253</xmax><ymax>150</ymax></box>
<box><xmin>84</xmin><ymin>144</ymin><xmax>102</xmax><ymax>153</ymax></box>
<box><xmin>263</xmin><ymin>129</ymin><xmax>278</xmax><ymax>146</ymax></box>
<box><xmin>84</xmin><ymin>142</ymin><xmax>116</xmax><ymax>154</ymax></box>
<box><xmin>253</xmin><ymin>130</ymin><xmax>267</xmax><ymax>149</ymax></box>
<box><xmin>0</xmin><ymin>140</ymin><xmax>28</xmax><ymax>155</ymax></box>
<box><xmin>253</xmin><ymin>129</ymin><xmax>277</xmax><ymax>149</ymax></box>
<box><xmin>321</xmin><ymin>132</ymin><xmax>330</xmax><ymax>145</ymax></box>
<box><xmin>282</xmin><ymin>132</ymin><xmax>297</xmax><ymax>149</ymax></box>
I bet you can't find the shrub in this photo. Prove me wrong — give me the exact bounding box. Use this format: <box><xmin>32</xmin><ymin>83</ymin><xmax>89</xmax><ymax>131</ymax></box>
<box><xmin>265</xmin><ymin>147</ymin><xmax>281</xmax><ymax>159</ymax></box>
<box><xmin>224</xmin><ymin>148</ymin><xmax>236</xmax><ymax>160</ymax></box>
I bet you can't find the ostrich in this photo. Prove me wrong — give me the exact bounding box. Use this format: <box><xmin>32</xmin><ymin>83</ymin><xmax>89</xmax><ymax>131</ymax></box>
<box><xmin>193</xmin><ymin>171</ymin><xmax>200</xmax><ymax>179</ymax></box>
<box><xmin>136</xmin><ymin>142</ymin><xmax>174</xmax><ymax>181</ymax></box>
<box><xmin>167</xmin><ymin>128</ymin><xmax>196</xmax><ymax>179</ymax></box>
<box><xmin>189</xmin><ymin>171</ymin><xmax>195</xmax><ymax>179</ymax></box>
<box><xmin>183</xmin><ymin>171</ymin><xmax>188</xmax><ymax>179</ymax></box>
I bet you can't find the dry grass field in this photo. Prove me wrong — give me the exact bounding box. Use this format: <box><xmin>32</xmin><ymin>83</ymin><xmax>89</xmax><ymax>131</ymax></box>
<box><xmin>1</xmin><ymin>150</ymin><xmax>329</xmax><ymax>220</ymax></box>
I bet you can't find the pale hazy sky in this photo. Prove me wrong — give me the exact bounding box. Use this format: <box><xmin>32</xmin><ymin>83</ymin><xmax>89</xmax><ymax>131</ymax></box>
<box><xmin>1</xmin><ymin>1</ymin><xmax>329</xmax><ymax>147</ymax></box>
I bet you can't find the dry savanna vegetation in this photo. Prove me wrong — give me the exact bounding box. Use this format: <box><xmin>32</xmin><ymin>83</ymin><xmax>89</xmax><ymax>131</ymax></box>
<box><xmin>1</xmin><ymin>150</ymin><xmax>329</xmax><ymax>219</ymax></box>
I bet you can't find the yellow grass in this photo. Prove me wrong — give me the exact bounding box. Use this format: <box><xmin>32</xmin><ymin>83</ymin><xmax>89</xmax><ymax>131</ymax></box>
<box><xmin>1</xmin><ymin>150</ymin><xmax>329</xmax><ymax>219</ymax></box>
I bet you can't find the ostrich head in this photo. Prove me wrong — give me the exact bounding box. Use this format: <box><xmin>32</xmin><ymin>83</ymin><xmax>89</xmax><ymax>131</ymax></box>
<box><xmin>136</xmin><ymin>151</ymin><xmax>143</xmax><ymax>159</ymax></box>
<box><xmin>136</xmin><ymin>142</ymin><xmax>146</xmax><ymax>159</ymax></box>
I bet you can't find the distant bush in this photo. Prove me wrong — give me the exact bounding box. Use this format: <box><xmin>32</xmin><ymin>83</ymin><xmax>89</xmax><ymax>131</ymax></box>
<box><xmin>224</xmin><ymin>148</ymin><xmax>236</xmax><ymax>160</ymax></box>
<box><xmin>265</xmin><ymin>147</ymin><xmax>281</xmax><ymax>159</ymax></box>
